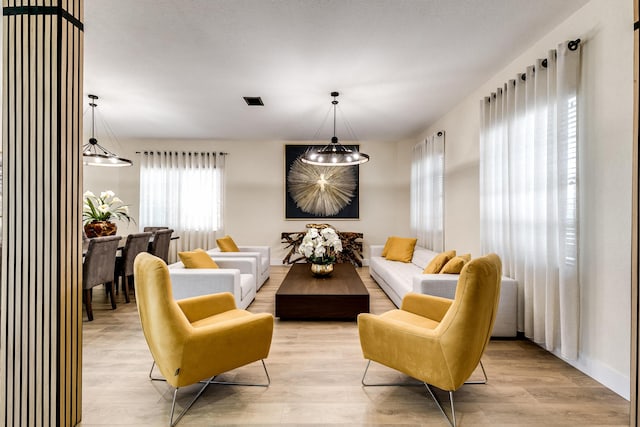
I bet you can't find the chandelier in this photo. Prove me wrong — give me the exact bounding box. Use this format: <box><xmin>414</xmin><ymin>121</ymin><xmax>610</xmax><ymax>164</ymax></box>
<box><xmin>301</xmin><ymin>92</ymin><xmax>370</xmax><ymax>166</ymax></box>
<box><xmin>82</xmin><ymin>94</ymin><xmax>132</xmax><ymax>167</ymax></box>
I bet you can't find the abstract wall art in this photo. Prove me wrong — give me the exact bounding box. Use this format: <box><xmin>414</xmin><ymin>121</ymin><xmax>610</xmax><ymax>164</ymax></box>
<box><xmin>285</xmin><ymin>144</ymin><xmax>360</xmax><ymax>219</ymax></box>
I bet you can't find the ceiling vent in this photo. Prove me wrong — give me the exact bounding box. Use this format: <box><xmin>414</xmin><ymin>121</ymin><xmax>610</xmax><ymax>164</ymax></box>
<box><xmin>243</xmin><ymin>96</ymin><xmax>264</xmax><ymax>106</ymax></box>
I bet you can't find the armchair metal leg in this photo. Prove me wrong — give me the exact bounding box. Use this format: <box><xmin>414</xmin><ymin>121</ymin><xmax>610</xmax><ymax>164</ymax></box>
<box><xmin>169</xmin><ymin>375</ymin><xmax>215</xmax><ymax>427</ymax></box>
<box><xmin>361</xmin><ymin>359</ymin><xmax>488</xmax><ymax>386</ymax></box>
<box><xmin>207</xmin><ymin>360</ymin><xmax>271</xmax><ymax>387</ymax></box>
<box><xmin>149</xmin><ymin>359</ymin><xmax>271</xmax><ymax>426</ymax></box>
<box><xmin>464</xmin><ymin>360</ymin><xmax>488</xmax><ymax>385</ymax></box>
<box><xmin>361</xmin><ymin>360</ymin><xmax>422</xmax><ymax>387</ymax></box>
<box><xmin>149</xmin><ymin>360</ymin><xmax>270</xmax><ymax>387</ymax></box>
<box><xmin>361</xmin><ymin>359</ymin><xmax>487</xmax><ymax>427</ymax></box>
<box><xmin>424</xmin><ymin>384</ymin><xmax>456</xmax><ymax>427</ymax></box>
<box><xmin>149</xmin><ymin>361</ymin><xmax>164</xmax><ymax>381</ymax></box>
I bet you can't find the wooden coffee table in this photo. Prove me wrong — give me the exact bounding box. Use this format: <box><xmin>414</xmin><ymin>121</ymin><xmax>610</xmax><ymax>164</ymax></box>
<box><xmin>275</xmin><ymin>263</ymin><xmax>369</xmax><ymax>320</ymax></box>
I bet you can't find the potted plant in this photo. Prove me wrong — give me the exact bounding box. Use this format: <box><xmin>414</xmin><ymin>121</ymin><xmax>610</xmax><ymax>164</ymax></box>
<box><xmin>298</xmin><ymin>227</ymin><xmax>343</xmax><ymax>276</ymax></box>
<box><xmin>83</xmin><ymin>190</ymin><xmax>134</xmax><ymax>237</ymax></box>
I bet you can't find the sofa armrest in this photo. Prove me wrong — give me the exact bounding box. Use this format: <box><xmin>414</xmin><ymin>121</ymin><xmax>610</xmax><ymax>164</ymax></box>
<box><xmin>210</xmin><ymin>257</ymin><xmax>257</xmax><ymax>276</ymax></box>
<box><xmin>207</xmin><ymin>249</ymin><xmax>261</xmax><ymax>259</ymax></box>
<box><xmin>370</xmin><ymin>245</ymin><xmax>384</xmax><ymax>257</ymax></box>
<box><xmin>412</xmin><ymin>273</ymin><xmax>460</xmax><ymax>299</ymax></box>
<box><xmin>169</xmin><ymin>268</ymin><xmax>241</xmax><ymax>302</ymax></box>
<box><xmin>238</xmin><ymin>246</ymin><xmax>270</xmax><ymax>258</ymax></box>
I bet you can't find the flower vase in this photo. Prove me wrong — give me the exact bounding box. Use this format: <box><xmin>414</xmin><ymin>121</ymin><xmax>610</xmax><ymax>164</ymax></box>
<box><xmin>84</xmin><ymin>221</ymin><xmax>118</xmax><ymax>238</ymax></box>
<box><xmin>311</xmin><ymin>263</ymin><xmax>333</xmax><ymax>277</ymax></box>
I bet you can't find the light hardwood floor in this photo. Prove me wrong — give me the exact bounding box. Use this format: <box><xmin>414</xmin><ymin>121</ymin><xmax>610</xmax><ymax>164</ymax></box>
<box><xmin>80</xmin><ymin>266</ymin><xmax>629</xmax><ymax>426</ymax></box>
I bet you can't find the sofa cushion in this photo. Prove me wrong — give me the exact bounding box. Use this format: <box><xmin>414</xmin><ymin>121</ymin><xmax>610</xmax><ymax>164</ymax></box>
<box><xmin>384</xmin><ymin>237</ymin><xmax>418</xmax><ymax>262</ymax></box>
<box><xmin>440</xmin><ymin>254</ymin><xmax>471</xmax><ymax>274</ymax></box>
<box><xmin>216</xmin><ymin>235</ymin><xmax>240</xmax><ymax>252</ymax></box>
<box><xmin>370</xmin><ymin>256</ymin><xmax>415</xmax><ymax>297</ymax></box>
<box><xmin>411</xmin><ymin>248</ymin><xmax>439</xmax><ymax>269</ymax></box>
<box><xmin>178</xmin><ymin>249</ymin><xmax>219</xmax><ymax>269</ymax></box>
<box><xmin>423</xmin><ymin>250</ymin><xmax>456</xmax><ymax>274</ymax></box>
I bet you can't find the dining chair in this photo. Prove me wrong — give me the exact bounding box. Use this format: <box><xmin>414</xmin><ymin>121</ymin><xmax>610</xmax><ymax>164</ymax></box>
<box><xmin>115</xmin><ymin>232</ymin><xmax>152</xmax><ymax>303</ymax></box>
<box><xmin>148</xmin><ymin>228</ymin><xmax>173</xmax><ymax>263</ymax></box>
<box><xmin>143</xmin><ymin>226</ymin><xmax>169</xmax><ymax>232</ymax></box>
<box><xmin>82</xmin><ymin>235</ymin><xmax>121</xmax><ymax>321</ymax></box>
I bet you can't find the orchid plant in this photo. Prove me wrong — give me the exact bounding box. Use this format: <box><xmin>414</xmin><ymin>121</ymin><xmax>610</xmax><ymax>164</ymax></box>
<box><xmin>298</xmin><ymin>227</ymin><xmax>343</xmax><ymax>265</ymax></box>
<box><xmin>83</xmin><ymin>190</ymin><xmax>134</xmax><ymax>225</ymax></box>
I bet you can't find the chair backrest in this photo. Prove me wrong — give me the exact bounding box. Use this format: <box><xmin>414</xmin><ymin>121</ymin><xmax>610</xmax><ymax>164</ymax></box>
<box><xmin>436</xmin><ymin>253</ymin><xmax>501</xmax><ymax>389</ymax></box>
<box><xmin>134</xmin><ymin>252</ymin><xmax>191</xmax><ymax>387</ymax></box>
<box><xmin>143</xmin><ymin>226</ymin><xmax>169</xmax><ymax>232</ymax></box>
<box><xmin>83</xmin><ymin>235</ymin><xmax>121</xmax><ymax>289</ymax></box>
<box><xmin>149</xmin><ymin>229</ymin><xmax>173</xmax><ymax>263</ymax></box>
<box><xmin>121</xmin><ymin>232</ymin><xmax>152</xmax><ymax>276</ymax></box>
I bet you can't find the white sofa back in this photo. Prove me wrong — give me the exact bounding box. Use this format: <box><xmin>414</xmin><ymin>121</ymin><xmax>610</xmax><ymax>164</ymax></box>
<box><xmin>208</xmin><ymin>245</ymin><xmax>270</xmax><ymax>289</ymax></box>
<box><xmin>168</xmin><ymin>257</ymin><xmax>257</xmax><ymax>310</ymax></box>
<box><xmin>369</xmin><ymin>244</ymin><xmax>519</xmax><ymax>337</ymax></box>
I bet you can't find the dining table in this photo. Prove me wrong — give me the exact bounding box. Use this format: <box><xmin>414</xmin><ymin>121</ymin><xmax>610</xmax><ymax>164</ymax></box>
<box><xmin>82</xmin><ymin>234</ymin><xmax>179</xmax><ymax>256</ymax></box>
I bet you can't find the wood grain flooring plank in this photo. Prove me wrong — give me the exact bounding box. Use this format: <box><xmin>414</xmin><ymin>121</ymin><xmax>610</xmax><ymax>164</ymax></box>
<box><xmin>78</xmin><ymin>265</ymin><xmax>629</xmax><ymax>426</ymax></box>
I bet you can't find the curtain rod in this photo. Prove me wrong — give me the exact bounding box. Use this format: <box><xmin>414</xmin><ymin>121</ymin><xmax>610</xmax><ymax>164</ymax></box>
<box><xmin>486</xmin><ymin>38</ymin><xmax>581</xmax><ymax>97</ymax></box>
<box><xmin>518</xmin><ymin>38</ymin><xmax>581</xmax><ymax>82</ymax></box>
<box><xmin>135</xmin><ymin>151</ymin><xmax>228</xmax><ymax>155</ymax></box>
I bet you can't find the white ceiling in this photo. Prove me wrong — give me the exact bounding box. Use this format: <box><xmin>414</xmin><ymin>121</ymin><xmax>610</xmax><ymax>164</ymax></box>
<box><xmin>83</xmin><ymin>0</ymin><xmax>588</xmax><ymax>143</ymax></box>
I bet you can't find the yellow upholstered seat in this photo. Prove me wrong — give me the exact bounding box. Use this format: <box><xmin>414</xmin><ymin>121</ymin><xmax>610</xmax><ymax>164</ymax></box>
<box><xmin>358</xmin><ymin>253</ymin><xmax>501</xmax><ymax>426</ymax></box>
<box><xmin>133</xmin><ymin>252</ymin><xmax>274</xmax><ymax>426</ymax></box>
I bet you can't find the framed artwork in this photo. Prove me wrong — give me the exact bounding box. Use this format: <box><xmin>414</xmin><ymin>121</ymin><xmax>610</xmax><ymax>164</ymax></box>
<box><xmin>285</xmin><ymin>144</ymin><xmax>360</xmax><ymax>219</ymax></box>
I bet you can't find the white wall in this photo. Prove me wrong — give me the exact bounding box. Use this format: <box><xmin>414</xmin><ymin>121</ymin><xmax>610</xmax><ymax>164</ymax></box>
<box><xmin>83</xmin><ymin>138</ymin><xmax>412</xmax><ymax>264</ymax></box>
<box><xmin>414</xmin><ymin>0</ymin><xmax>634</xmax><ymax>398</ymax></box>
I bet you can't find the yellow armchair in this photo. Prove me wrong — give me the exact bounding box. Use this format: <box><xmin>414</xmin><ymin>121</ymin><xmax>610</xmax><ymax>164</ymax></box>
<box><xmin>358</xmin><ymin>253</ymin><xmax>501</xmax><ymax>426</ymax></box>
<box><xmin>133</xmin><ymin>252</ymin><xmax>274</xmax><ymax>426</ymax></box>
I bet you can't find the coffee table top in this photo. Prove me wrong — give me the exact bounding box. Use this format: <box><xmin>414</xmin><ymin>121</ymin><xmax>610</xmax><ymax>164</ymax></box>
<box><xmin>276</xmin><ymin>263</ymin><xmax>368</xmax><ymax>296</ymax></box>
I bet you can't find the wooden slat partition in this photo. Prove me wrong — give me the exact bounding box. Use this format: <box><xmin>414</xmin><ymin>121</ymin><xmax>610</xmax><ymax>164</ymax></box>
<box><xmin>1</xmin><ymin>1</ymin><xmax>84</xmax><ymax>426</ymax></box>
<box><xmin>632</xmin><ymin>0</ymin><xmax>639</xmax><ymax>425</ymax></box>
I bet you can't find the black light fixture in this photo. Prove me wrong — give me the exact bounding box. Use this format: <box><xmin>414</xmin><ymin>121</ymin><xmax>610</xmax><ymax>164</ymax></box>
<box><xmin>82</xmin><ymin>94</ymin><xmax>132</xmax><ymax>167</ymax></box>
<box><xmin>301</xmin><ymin>92</ymin><xmax>370</xmax><ymax>166</ymax></box>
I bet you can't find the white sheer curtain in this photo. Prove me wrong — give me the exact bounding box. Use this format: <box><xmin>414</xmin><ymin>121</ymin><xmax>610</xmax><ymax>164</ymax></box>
<box><xmin>410</xmin><ymin>132</ymin><xmax>445</xmax><ymax>251</ymax></box>
<box><xmin>139</xmin><ymin>151</ymin><xmax>225</xmax><ymax>259</ymax></box>
<box><xmin>480</xmin><ymin>40</ymin><xmax>580</xmax><ymax>359</ymax></box>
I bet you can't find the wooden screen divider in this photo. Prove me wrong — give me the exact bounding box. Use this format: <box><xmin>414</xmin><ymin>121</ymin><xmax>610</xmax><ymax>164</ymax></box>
<box><xmin>1</xmin><ymin>1</ymin><xmax>84</xmax><ymax>426</ymax></box>
<box><xmin>632</xmin><ymin>0</ymin><xmax>639</xmax><ymax>425</ymax></box>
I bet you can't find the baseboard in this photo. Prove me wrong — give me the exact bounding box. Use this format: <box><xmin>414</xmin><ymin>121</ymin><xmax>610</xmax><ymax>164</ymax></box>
<box><xmin>551</xmin><ymin>348</ymin><xmax>630</xmax><ymax>400</ymax></box>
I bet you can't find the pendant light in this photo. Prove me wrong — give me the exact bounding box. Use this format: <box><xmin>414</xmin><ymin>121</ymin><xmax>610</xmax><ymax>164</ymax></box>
<box><xmin>301</xmin><ymin>92</ymin><xmax>370</xmax><ymax>166</ymax></box>
<box><xmin>82</xmin><ymin>94</ymin><xmax>132</xmax><ymax>167</ymax></box>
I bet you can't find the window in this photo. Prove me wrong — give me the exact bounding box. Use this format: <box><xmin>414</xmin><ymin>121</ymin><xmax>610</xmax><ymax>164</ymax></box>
<box><xmin>410</xmin><ymin>132</ymin><xmax>444</xmax><ymax>251</ymax></box>
<box><xmin>139</xmin><ymin>151</ymin><xmax>225</xmax><ymax>254</ymax></box>
<box><xmin>479</xmin><ymin>41</ymin><xmax>581</xmax><ymax>359</ymax></box>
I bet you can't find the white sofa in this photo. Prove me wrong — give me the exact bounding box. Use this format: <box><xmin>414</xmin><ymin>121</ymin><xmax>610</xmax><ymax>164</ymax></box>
<box><xmin>369</xmin><ymin>245</ymin><xmax>519</xmax><ymax>337</ymax></box>
<box><xmin>168</xmin><ymin>257</ymin><xmax>257</xmax><ymax>309</ymax></box>
<box><xmin>207</xmin><ymin>245</ymin><xmax>270</xmax><ymax>289</ymax></box>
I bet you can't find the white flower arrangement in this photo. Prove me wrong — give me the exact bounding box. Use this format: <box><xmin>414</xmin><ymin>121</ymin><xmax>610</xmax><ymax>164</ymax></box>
<box><xmin>298</xmin><ymin>227</ymin><xmax>343</xmax><ymax>265</ymax></box>
<box><xmin>83</xmin><ymin>190</ymin><xmax>134</xmax><ymax>224</ymax></box>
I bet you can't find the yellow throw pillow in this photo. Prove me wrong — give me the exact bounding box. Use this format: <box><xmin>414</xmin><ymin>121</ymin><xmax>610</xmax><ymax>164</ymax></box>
<box><xmin>439</xmin><ymin>253</ymin><xmax>471</xmax><ymax>274</ymax></box>
<box><xmin>384</xmin><ymin>237</ymin><xmax>418</xmax><ymax>263</ymax></box>
<box><xmin>381</xmin><ymin>236</ymin><xmax>397</xmax><ymax>257</ymax></box>
<box><xmin>423</xmin><ymin>250</ymin><xmax>456</xmax><ymax>274</ymax></box>
<box><xmin>216</xmin><ymin>235</ymin><xmax>240</xmax><ymax>252</ymax></box>
<box><xmin>178</xmin><ymin>248</ymin><xmax>219</xmax><ymax>269</ymax></box>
